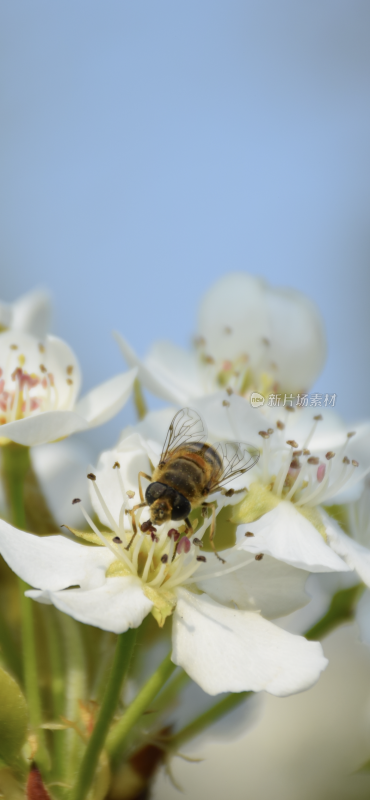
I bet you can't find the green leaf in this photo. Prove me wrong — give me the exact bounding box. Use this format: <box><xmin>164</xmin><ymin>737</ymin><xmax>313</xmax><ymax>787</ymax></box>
<box><xmin>0</xmin><ymin>666</ymin><xmax>28</xmax><ymax>765</ymax></box>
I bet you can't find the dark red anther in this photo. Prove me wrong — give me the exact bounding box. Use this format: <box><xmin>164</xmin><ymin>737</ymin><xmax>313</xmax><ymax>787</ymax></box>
<box><xmin>140</xmin><ymin>519</ymin><xmax>153</xmax><ymax>532</ymax></box>
<box><xmin>168</xmin><ymin>529</ymin><xmax>180</xmax><ymax>541</ymax></box>
<box><xmin>150</xmin><ymin>531</ymin><xmax>159</xmax><ymax>542</ymax></box>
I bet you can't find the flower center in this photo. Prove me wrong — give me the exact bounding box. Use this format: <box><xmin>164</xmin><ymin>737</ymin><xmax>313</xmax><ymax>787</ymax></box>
<box><xmin>252</xmin><ymin>414</ymin><xmax>358</xmax><ymax>511</ymax></box>
<box><xmin>75</xmin><ymin>466</ymin><xmax>216</xmax><ymax>593</ymax></box>
<box><xmin>195</xmin><ymin>335</ymin><xmax>277</xmax><ymax>398</ymax></box>
<box><xmin>0</xmin><ymin>342</ymin><xmax>74</xmax><ymax>424</ymax></box>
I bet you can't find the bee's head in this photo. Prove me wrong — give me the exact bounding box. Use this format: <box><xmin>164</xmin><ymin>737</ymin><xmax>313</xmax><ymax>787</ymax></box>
<box><xmin>149</xmin><ymin>498</ymin><xmax>173</xmax><ymax>525</ymax></box>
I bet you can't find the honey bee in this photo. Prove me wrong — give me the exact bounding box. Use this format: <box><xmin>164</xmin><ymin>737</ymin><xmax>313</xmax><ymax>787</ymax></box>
<box><xmin>128</xmin><ymin>408</ymin><xmax>259</xmax><ymax>560</ymax></box>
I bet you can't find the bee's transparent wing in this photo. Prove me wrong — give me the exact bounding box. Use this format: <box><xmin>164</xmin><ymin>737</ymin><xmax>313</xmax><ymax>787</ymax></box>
<box><xmin>159</xmin><ymin>407</ymin><xmax>207</xmax><ymax>464</ymax></box>
<box><xmin>207</xmin><ymin>441</ymin><xmax>260</xmax><ymax>492</ymax></box>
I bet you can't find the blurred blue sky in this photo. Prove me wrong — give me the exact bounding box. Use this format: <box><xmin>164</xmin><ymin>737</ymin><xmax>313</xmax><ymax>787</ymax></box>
<box><xmin>0</xmin><ymin>1</ymin><xmax>369</xmax><ymax>452</ymax></box>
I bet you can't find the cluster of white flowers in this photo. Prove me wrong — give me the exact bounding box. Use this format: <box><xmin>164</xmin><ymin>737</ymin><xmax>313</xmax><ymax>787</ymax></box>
<box><xmin>1</xmin><ymin>278</ymin><xmax>370</xmax><ymax>702</ymax></box>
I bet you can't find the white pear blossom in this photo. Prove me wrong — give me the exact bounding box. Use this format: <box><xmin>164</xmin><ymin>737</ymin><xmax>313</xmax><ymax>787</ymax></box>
<box><xmin>0</xmin><ymin>431</ymin><xmax>331</xmax><ymax>698</ymax></box>
<box><xmin>183</xmin><ymin>393</ymin><xmax>370</xmax><ymax>586</ymax></box>
<box><xmin>0</xmin><ymin>330</ymin><xmax>137</xmax><ymax>446</ymax></box>
<box><xmin>115</xmin><ymin>273</ymin><xmax>326</xmax><ymax>405</ymax></box>
<box><xmin>0</xmin><ymin>289</ymin><xmax>52</xmax><ymax>337</ymax></box>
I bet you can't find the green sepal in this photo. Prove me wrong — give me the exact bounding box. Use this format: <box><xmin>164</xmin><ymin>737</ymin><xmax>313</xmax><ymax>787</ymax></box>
<box><xmin>0</xmin><ymin>666</ymin><xmax>28</xmax><ymax>766</ymax></box>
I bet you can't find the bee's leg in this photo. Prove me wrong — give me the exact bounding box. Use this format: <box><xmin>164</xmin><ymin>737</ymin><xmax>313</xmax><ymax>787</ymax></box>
<box><xmin>203</xmin><ymin>502</ymin><xmax>226</xmax><ymax>564</ymax></box>
<box><xmin>138</xmin><ymin>472</ymin><xmax>152</xmax><ymax>503</ymax></box>
<box><xmin>125</xmin><ymin>501</ymin><xmax>147</xmax><ymax>549</ymax></box>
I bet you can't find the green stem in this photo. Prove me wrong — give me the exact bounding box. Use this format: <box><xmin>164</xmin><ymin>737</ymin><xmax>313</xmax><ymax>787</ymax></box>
<box><xmin>133</xmin><ymin>378</ymin><xmax>147</xmax><ymax>420</ymax></box>
<box><xmin>304</xmin><ymin>582</ymin><xmax>364</xmax><ymax>641</ymax></box>
<box><xmin>169</xmin><ymin>691</ymin><xmax>253</xmax><ymax>752</ymax></box>
<box><xmin>107</xmin><ymin>651</ymin><xmax>176</xmax><ymax>766</ymax></box>
<box><xmin>43</xmin><ymin>608</ymin><xmax>65</xmax><ymax>788</ymax></box>
<box><xmin>71</xmin><ymin>628</ymin><xmax>137</xmax><ymax>800</ymax></box>
<box><xmin>151</xmin><ymin>667</ymin><xmax>190</xmax><ymax>719</ymax></box>
<box><xmin>60</xmin><ymin>614</ymin><xmax>87</xmax><ymax>791</ymax></box>
<box><xmin>2</xmin><ymin>443</ymin><xmax>49</xmax><ymax>772</ymax></box>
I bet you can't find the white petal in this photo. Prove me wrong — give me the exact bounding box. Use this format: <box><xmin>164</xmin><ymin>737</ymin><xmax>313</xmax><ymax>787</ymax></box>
<box><xmin>44</xmin><ymin>335</ymin><xmax>82</xmax><ymax>406</ymax></box>
<box><xmin>265</xmin><ymin>286</ymin><xmax>326</xmax><ymax>392</ymax></box>
<box><xmin>324</xmin><ymin>511</ymin><xmax>370</xmax><ymax>587</ymax></box>
<box><xmin>31</xmin><ymin>439</ymin><xmax>94</xmax><ymax>527</ymax></box>
<box><xmin>27</xmin><ymin>576</ymin><xmax>152</xmax><ymax>633</ymax></box>
<box><xmin>237</xmin><ymin>502</ymin><xmax>350</xmax><ymax>573</ymax></box>
<box><xmin>74</xmin><ymin>369</ymin><xmax>137</xmax><ymax>427</ymax></box>
<box><xmin>11</xmin><ymin>289</ymin><xmax>52</xmax><ymax>337</ymax></box>
<box><xmin>145</xmin><ymin>340</ymin><xmax>203</xmax><ymax>401</ymax></box>
<box><xmin>114</xmin><ymin>332</ymin><xmax>188</xmax><ymax>405</ymax></box>
<box><xmin>172</xmin><ymin>588</ymin><xmax>327</xmax><ymax>696</ymax></box>
<box><xmin>121</xmin><ymin>407</ymin><xmax>177</xmax><ymax>458</ymax></box>
<box><xmin>195</xmin><ymin>550</ymin><xmax>310</xmax><ymax>619</ymax></box>
<box><xmin>0</xmin><ymin>520</ymin><xmax>112</xmax><ymax>591</ymax></box>
<box><xmin>0</xmin><ymin>410</ymin><xmax>89</xmax><ymax>446</ymax></box>
<box><xmin>89</xmin><ymin>434</ymin><xmax>152</xmax><ymax>528</ymax></box>
<box><xmin>197</xmin><ymin>273</ymin><xmax>268</xmax><ymax>365</ymax></box>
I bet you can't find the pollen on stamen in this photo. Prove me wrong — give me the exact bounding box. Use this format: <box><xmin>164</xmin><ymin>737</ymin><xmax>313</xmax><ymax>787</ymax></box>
<box><xmin>161</xmin><ymin>554</ymin><xmax>168</xmax><ymax>564</ymax></box>
<box><xmin>10</xmin><ymin>344</ymin><xmax>18</xmax><ymax>350</ymax></box>
<box><xmin>276</xmin><ymin>421</ymin><xmax>285</xmax><ymax>430</ymax></box>
<box><xmin>343</xmin><ymin>456</ymin><xmax>350</xmax><ymax>465</ymax></box>
<box><xmin>326</xmin><ymin>451</ymin><xmax>335</xmax><ymax>460</ymax></box>
<box><xmin>197</xmin><ymin>555</ymin><xmax>207</xmax><ymax>562</ymax></box>
<box><xmin>286</xmin><ymin>440</ymin><xmax>298</xmax><ymax>448</ymax></box>
<box><xmin>245</xmin><ymin>531</ymin><xmax>254</xmax><ymax>537</ymax></box>
<box><xmin>222</xmin><ymin>400</ymin><xmax>230</xmax><ymax>407</ymax></box>
<box><xmin>150</xmin><ymin>532</ymin><xmax>159</xmax><ymax>543</ymax></box>
<box><xmin>307</xmin><ymin>457</ymin><xmax>319</xmax><ymax>465</ymax></box>
<box><xmin>259</xmin><ymin>430</ymin><xmax>270</xmax><ymax>439</ymax></box>
<box><xmin>313</xmin><ymin>414</ymin><xmax>323</xmax><ymax>421</ymax></box>
<box><xmin>113</xmin><ymin>536</ymin><xmax>122</xmax><ymax>544</ymax></box>
<box><xmin>226</xmin><ymin>387</ymin><xmax>233</xmax><ymax>396</ymax></box>
<box><xmin>347</xmin><ymin>432</ymin><xmax>356</xmax><ymax>438</ymax></box>
<box><xmin>255</xmin><ymin>553</ymin><xmax>264</xmax><ymax>561</ymax></box>
<box><xmin>303</xmin><ymin>449</ymin><xmax>311</xmax><ymax>456</ymax></box>
<box><xmin>87</xmin><ymin>473</ymin><xmax>96</xmax><ymax>481</ymax></box>
<box><xmin>39</xmin><ymin>364</ymin><xmax>47</xmax><ymax>373</ymax></box>
<box><xmin>72</xmin><ymin>498</ymin><xmax>81</xmax><ymax>504</ymax></box>
<box><xmin>66</xmin><ymin>378</ymin><xmax>73</xmax><ymax>386</ymax></box>
<box><xmin>168</xmin><ymin>529</ymin><xmax>180</xmax><ymax>541</ymax></box>
<box><xmin>267</xmin><ymin>428</ymin><xmax>274</xmax><ymax>435</ymax></box>
<box><xmin>193</xmin><ymin>537</ymin><xmax>203</xmax><ymax>547</ymax></box>
<box><xmin>293</xmin><ymin>450</ymin><xmax>302</xmax><ymax>457</ymax></box>
<box><xmin>126</xmin><ymin>490</ymin><xmax>135</xmax><ymax>499</ymax></box>
<box><xmin>113</xmin><ymin>461</ymin><xmax>120</xmax><ymax>469</ymax></box>
<box><xmin>66</xmin><ymin>365</ymin><xmax>74</xmax><ymax>375</ymax></box>
<box><xmin>352</xmin><ymin>460</ymin><xmax>359</xmax><ymax>467</ymax></box>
